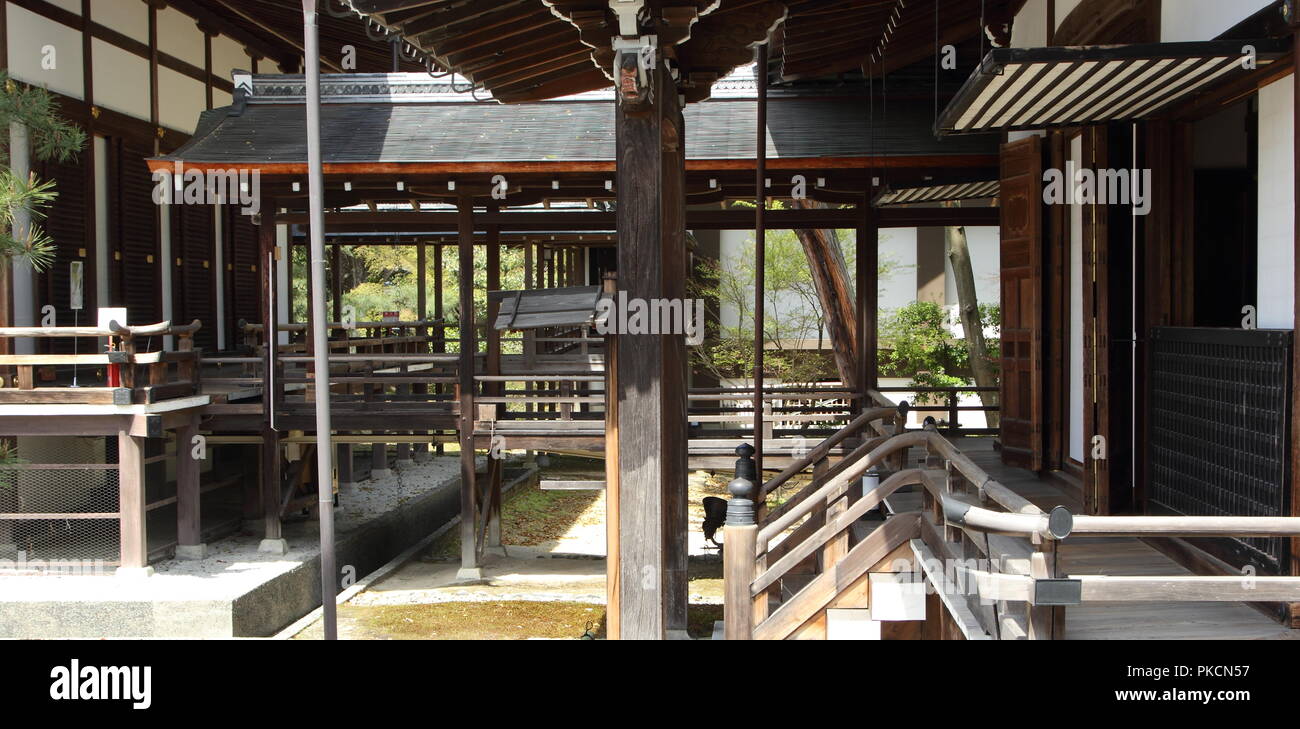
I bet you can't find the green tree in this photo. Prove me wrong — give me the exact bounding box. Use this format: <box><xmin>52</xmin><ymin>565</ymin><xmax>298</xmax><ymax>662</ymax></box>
<box><xmin>0</xmin><ymin>72</ymin><xmax>87</xmax><ymax>271</ymax></box>
<box><xmin>690</xmin><ymin>227</ymin><xmax>899</xmax><ymax>386</ymax></box>
<box><xmin>878</xmin><ymin>300</ymin><xmax>1000</xmax><ymax>406</ymax></box>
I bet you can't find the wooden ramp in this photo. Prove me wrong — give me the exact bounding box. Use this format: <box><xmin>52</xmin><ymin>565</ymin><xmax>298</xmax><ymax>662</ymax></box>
<box><xmin>952</xmin><ymin>437</ymin><xmax>1300</xmax><ymax>640</ymax></box>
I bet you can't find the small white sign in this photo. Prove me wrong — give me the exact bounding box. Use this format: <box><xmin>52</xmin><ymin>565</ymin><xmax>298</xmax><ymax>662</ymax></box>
<box><xmin>69</xmin><ymin>262</ymin><xmax>83</xmax><ymax>311</ymax></box>
<box><xmin>98</xmin><ymin>307</ymin><xmax>128</xmax><ymax>330</ymax></box>
<box><xmin>869</xmin><ymin>572</ymin><xmax>927</xmax><ymax>621</ymax></box>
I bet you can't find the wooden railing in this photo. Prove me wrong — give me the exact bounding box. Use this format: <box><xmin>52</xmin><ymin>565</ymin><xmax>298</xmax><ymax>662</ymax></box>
<box><xmin>0</xmin><ymin>320</ymin><xmax>203</xmax><ymax>405</ymax></box>
<box><xmin>722</xmin><ymin>390</ymin><xmax>1300</xmax><ymax>640</ymax></box>
<box><xmin>876</xmin><ymin>385</ymin><xmax>999</xmax><ymax>435</ymax></box>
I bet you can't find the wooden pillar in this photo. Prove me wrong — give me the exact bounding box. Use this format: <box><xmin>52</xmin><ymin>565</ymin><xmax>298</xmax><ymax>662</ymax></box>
<box><xmin>433</xmin><ymin>243</ymin><xmax>445</xmax><ymax>456</ymax></box>
<box><xmin>330</xmin><ymin>242</ymin><xmax>342</xmax><ymax>324</ymax></box>
<box><xmin>258</xmin><ymin>201</ymin><xmax>285</xmax><ymax>553</ymax></box>
<box><xmin>602</xmin><ymin>272</ymin><xmax>621</xmax><ymax>638</ymax></box>
<box><xmin>485</xmin><ymin>205</ymin><xmax>503</xmax><ymax>549</ymax></box>
<box><xmin>722</xmin><ymin>446</ymin><xmax>757</xmax><ymax>640</ymax></box>
<box><xmin>117</xmin><ymin>432</ymin><xmax>151</xmax><ymax>575</ymax></box>
<box><xmin>857</xmin><ymin>188</ymin><xmax>879</xmax><ymax>399</ymax></box>
<box><xmin>413</xmin><ymin>241</ymin><xmax>429</xmax><ymax>462</ymax></box>
<box><xmin>175</xmin><ymin>415</ymin><xmax>205</xmax><ymax>559</ymax></box>
<box><xmin>457</xmin><ymin>196</ymin><xmax>480</xmax><ymax>578</ymax></box>
<box><xmin>615</xmin><ymin>53</ymin><xmax>689</xmax><ymax>638</ymax></box>
<box><xmin>337</xmin><ymin>441</ymin><xmax>355</xmax><ymax>489</ymax></box>
<box><xmin>753</xmin><ymin>43</ymin><xmax>768</xmax><ymax>478</ymax></box>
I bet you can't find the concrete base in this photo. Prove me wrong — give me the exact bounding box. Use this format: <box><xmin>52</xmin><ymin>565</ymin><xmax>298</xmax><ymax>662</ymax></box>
<box><xmin>115</xmin><ymin>566</ymin><xmax>155</xmax><ymax>579</ymax></box>
<box><xmin>258</xmin><ymin>538</ymin><xmax>290</xmax><ymax>555</ymax></box>
<box><xmin>482</xmin><ymin>545</ymin><xmax>508</xmax><ymax>558</ymax></box>
<box><xmin>666</xmin><ymin>629</ymin><xmax>693</xmax><ymax>640</ymax></box>
<box><xmin>369</xmin><ymin>469</ymin><xmax>393</xmax><ymax>479</ymax></box>
<box><xmin>175</xmin><ymin>544</ymin><xmax>208</xmax><ymax>561</ymax></box>
<box><xmin>0</xmin><ymin>460</ymin><xmax>473</xmax><ymax>638</ymax></box>
<box><xmin>455</xmin><ymin>567</ymin><xmax>485</xmax><ymax>581</ymax></box>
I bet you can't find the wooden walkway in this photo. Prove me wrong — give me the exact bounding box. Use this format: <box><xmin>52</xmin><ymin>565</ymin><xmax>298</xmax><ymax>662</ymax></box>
<box><xmin>954</xmin><ymin>437</ymin><xmax>1299</xmax><ymax>640</ymax></box>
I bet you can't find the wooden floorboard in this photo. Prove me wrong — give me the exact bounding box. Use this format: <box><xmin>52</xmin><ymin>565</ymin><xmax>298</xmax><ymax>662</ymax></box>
<box><xmin>947</xmin><ymin>437</ymin><xmax>1300</xmax><ymax>640</ymax></box>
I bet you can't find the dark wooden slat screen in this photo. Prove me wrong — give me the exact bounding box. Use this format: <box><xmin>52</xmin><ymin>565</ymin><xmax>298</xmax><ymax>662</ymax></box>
<box><xmin>174</xmin><ymin>204</ymin><xmax>216</xmax><ymax>352</ymax></box>
<box><xmin>1148</xmin><ymin>327</ymin><xmax>1293</xmax><ymax>575</ymax></box>
<box><xmin>113</xmin><ymin>140</ymin><xmax>159</xmax><ymax>325</ymax></box>
<box><xmin>37</xmin><ymin>155</ymin><xmax>89</xmax><ymax>354</ymax></box>
<box><xmin>226</xmin><ymin>207</ymin><xmax>261</xmax><ymax>339</ymax></box>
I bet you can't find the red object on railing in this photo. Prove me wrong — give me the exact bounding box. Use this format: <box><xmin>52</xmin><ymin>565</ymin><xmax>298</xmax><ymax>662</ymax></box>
<box><xmin>107</xmin><ymin>363</ymin><xmax>120</xmax><ymax>387</ymax></box>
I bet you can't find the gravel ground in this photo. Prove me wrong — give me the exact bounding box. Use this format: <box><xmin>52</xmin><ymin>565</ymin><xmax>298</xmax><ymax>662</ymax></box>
<box><xmin>0</xmin><ymin>456</ymin><xmax>462</xmax><ymax>602</ymax></box>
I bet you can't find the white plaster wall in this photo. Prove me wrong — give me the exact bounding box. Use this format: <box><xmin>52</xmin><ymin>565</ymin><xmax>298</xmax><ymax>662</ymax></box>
<box><xmin>1011</xmin><ymin>0</ymin><xmax>1047</xmax><ymax>49</ymax></box>
<box><xmin>942</xmin><ymin>226</ymin><xmax>1000</xmax><ymax>308</ymax></box>
<box><xmin>91</xmin><ymin>0</ymin><xmax>149</xmax><ymax>45</ymax></box>
<box><xmin>1257</xmin><ymin>75</ymin><xmax>1295</xmax><ymax>329</ymax></box>
<box><xmin>44</xmin><ymin>0</ymin><xmax>79</xmax><ymax>15</ymax></box>
<box><xmin>91</xmin><ymin>37</ymin><xmax>150</xmax><ymax>120</ymax></box>
<box><xmin>156</xmin><ymin>5</ymin><xmax>205</xmax><ymax>69</ymax></box>
<box><xmin>1055</xmin><ymin>0</ymin><xmax>1082</xmax><ymax>29</ymax></box>
<box><xmin>1161</xmin><ymin>0</ymin><xmax>1273</xmax><ymax>42</ymax></box>
<box><xmin>6</xmin><ymin>3</ymin><xmax>84</xmax><ymax>100</ymax></box>
<box><xmin>212</xmin><ymin>35</ymin><xmax>250</xmax><ymax>85</ymax></box>
<box><xmin>878</xmin><ymin>228</ymin><xmax>916</xmax><ymax>314</ymax></box>
<box><xmin>1069</xmin><ymin>135</ymin><xmax>1085</xmax><ymax>464</ymax></box>
<box><xmin>158</xmin><ymin>66</ymin><xmax>206</xmax><ymax>134</ymax></box>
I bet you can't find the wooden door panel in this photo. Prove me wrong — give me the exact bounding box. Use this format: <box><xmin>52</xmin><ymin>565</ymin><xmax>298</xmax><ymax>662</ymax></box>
<box><xmin>999</xmin><ymin>136</ymin><xmax>1045</xmax><ymax>472</ymax></box>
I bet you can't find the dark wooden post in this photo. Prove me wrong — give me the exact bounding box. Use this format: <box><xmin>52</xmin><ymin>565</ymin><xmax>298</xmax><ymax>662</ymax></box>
<box><xmin>117</xmin><ymin>432</ymin><xmax>152</xmax><ymax>576</ymax></box>
<box><xmin>457</xmin><ymin>195</ymin><xmax>481</xmax><ymax>579</ymax></box>
<box><xmin>337</xmin><ymin>441</ymin><xmax>355</xmax><ymax>491</ymax></box>
<box><xmin>857</xmin><ymin>188</ymin><xmax>879</xmax><ymax>401</ymax></box>
<box><xmin>485</xmin><ymin>204</ymin><xmax>503</xmax><ymax>551</ymax></box>
<box><xmin>753</xmin><ymin>43</ymin><xmax>769</xmax><ymax>479</ymax></box>
<box><xmin>330</xmin><ymin>242</ymin><xmax>342</xmax><ymax>324</ymax></box>
<box><xmin>433</xmin><ymin>242</ymin><xmax>445</xmax><ymax>456</ymax></box>
<box><xmin>258</xmin><ymin>202</ymin><xmax>286</xmax><ymax>554</ymax></box>
<box><xmin>723</xmin><ymin>444</ymin><xmax>758</xmax><ymax>639</ymax></box>
<box><xmin>175</xmin><ymin>414</ymin><xmax>205</xmax><ymax>560</ymax></box>
<box><xmin>615</xmin><ymin>52</ymin><xmax>689</xmax><ymax>638</ymax></box>
<box><xmin>413</xmin><ymin>241</ymin><xmax>428</xmax><ymax>462</ymax></box>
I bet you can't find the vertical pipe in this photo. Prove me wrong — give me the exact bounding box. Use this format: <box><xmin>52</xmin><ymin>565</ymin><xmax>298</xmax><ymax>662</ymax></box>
<box><xmin>9</xmin><ymin>123</ymin><xmax>33</xmax><ymax>355</ymax></box>
<box><xmin>301</xmin><ymin>0</ymin><xmax>337</xmax><ymax>641</ymax></box>
<box><xmin>753</xmin><ymin>44</ymin><xmax>768</xmax><ymax>478</ymax></box>
<box><xmin>1290</xmin><ymin>24</ymin><xmax>1300</xmax><ymax>595</ymax></box>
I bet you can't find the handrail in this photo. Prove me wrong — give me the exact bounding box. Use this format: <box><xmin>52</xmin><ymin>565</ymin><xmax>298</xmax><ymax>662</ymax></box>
<box><xmin>238</xmin><ymin>319</ymin><xmax>447</xmax><ymax>332</ymax></box>
<box><xmin>759</xmin><ymin>405</ymin><xmax>901</xmax><ymax>499</ymax></box>
<box><xmin>758</xmin><ymin>430</ymin><xmax>929</xmax><ymax>549</ymax></box>
<box><xmin>727</xmin><ymin>390</ymin><xmax>1300</xmax><ymax>640</ymax></box>
<box><xmin>0</xmin><ymin>319</ymin><xmax>200</xmax><ymax>339</ymax></box>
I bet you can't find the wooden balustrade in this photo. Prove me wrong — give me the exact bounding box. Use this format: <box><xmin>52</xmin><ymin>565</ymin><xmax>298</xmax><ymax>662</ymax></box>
<box><xmin>0</xmin><ymin>320</ymin><xmax>203</xmax><ymax>405</ymax></box>
<box><xmin>722</xmin><ymin>391</ymin><xmax>1300</xmax><ymax>640</ymax></box>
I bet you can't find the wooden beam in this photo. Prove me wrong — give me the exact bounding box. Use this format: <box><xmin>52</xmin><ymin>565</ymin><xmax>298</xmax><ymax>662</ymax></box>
<box><xmin>457</xmin><ymin>195</ymin><xmax>480</xmax><ymax>577</ymax></box>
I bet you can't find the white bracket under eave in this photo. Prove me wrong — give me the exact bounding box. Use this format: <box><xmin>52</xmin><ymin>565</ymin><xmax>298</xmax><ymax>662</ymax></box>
<box><xmin>609</xmin><ymin>0</ymin><xmax>645</xmax><ymax>37</ymax></box>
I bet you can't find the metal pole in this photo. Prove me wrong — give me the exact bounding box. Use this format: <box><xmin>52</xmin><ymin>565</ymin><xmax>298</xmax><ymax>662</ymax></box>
<box><xmin>753</xmin><ymin>44</ymin><xmax>768</xmax><ymax>479</ymax></box>
<box><xmin>301</xmin><ymin>0</ymin><xmax>337</xmax><ymax>641</ymax></box>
